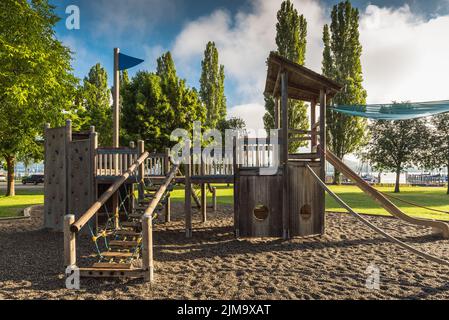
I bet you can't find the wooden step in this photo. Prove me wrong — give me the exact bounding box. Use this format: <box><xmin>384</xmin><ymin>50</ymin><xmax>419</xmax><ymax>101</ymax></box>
<box><xmin>92</xmin><ymin>262</ymin><xmax>132</xmax><ymax>270</ymax></box>
<box><xmin>144</xmin><ymin>187</ymin><xmax>161</xmax><ymax>192</ymax></box>
<box><xmin>128</xmin><ymin>213</ymin><xmax>143</xmax><ymax>219</ymax></box>
<box><xmin>79</xmin><ymin>268</ymin><xmax>146</xmax><ymax>279</ymax></box>
<box><xmin>100</xmin><ymin>251</ymin><xmax>133</xmax><ymax>259</ymax></box>
<box><xmin>121</xmin><ymin>221</ymin><xmax>141</xmax><ymax>228</ymax></box>
<box><xmin>109</xmin><ymin>240</ymin><xmax>140</xmax><ymax>248</ymax></box>
<box><xmin>115</xmin><ymin>230</ymin><xmax>141</xmax><ymax>237</ymax></box>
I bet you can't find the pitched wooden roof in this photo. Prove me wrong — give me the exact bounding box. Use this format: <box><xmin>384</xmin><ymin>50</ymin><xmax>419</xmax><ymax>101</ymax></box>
<box><xmin>264</xmin><ymin>52</ymin><xmax>343</xmax><ymax>102</ymax></box>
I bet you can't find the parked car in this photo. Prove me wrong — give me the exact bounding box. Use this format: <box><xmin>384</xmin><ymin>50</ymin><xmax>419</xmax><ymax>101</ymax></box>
<box><xmin>0</xmin><ymin>174</ymin><xmax>6</xmax><ymax>182</ymax></box>
<box><xmin>22</xmin><ymin>174</ymin><xmax>44</xmax><ymax>185</ymax></box>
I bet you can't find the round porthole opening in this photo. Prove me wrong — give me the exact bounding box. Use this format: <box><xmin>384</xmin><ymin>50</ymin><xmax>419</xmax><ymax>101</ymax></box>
<box><xmin>300</xmin><ymin>204</ymin><xmax>312</xmax><ymax>220</ymax></box>
<box><xmin>253</xmin><ymin>204</ymin><xmax>269</xmax><ymax>221</ymax></box>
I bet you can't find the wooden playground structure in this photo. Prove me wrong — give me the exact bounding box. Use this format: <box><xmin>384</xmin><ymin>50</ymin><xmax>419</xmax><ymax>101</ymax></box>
<box><xmin>44</xmin><ymin>52</ymin><xmax>449</xmax><ymax>283</ymax></box>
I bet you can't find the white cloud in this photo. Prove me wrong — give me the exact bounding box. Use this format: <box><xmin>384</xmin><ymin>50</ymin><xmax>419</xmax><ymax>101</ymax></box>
<box><xmin>171</xmin><ymin>1</ymin><xmax>449</xmax><ymax>130</ymax></box>
<box><xmin>227</xmin><ymin>103</ymin><xmax>266</xmax><ymax>132</ymax></box>
<box><xmin>359</xmin><ymin>4</ymin><xmax>449</xmax><ymax>103</ymax></box>
<box><xmin>172</xmin><ymin>0</ymin><xmax>326</xmax><ymax>131</ymax></box>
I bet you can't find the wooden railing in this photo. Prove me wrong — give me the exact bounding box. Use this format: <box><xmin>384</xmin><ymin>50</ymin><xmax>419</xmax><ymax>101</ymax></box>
<box><xmin>190</xmin><ymin>138</ymin><xmax>278</xmax><ymax>176</ymax></box>
<box><xmin>96</xmin><ymin>147</ymin><xmax>138</xmax><ymax>176</ymax></box>
<box><xmin>144</xmin><ymin>150</ymin><xmax>170</xmax><ymax>176</ymax></box>
<box><xmin>94</xmin><ymin>138</ymin><xmax>282</xmax><ymax>179</ymax></box>
<box><xmin>70</xmin><ymin>151</ymin><xmax>149</xmax><ymax>233</ymax></box>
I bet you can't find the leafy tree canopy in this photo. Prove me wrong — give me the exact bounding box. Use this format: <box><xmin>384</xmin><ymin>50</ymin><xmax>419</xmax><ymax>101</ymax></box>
<box><xmin>0</xmin><ymin>0</ymin><xmax>77</xmax><ymax>196</ymax></box>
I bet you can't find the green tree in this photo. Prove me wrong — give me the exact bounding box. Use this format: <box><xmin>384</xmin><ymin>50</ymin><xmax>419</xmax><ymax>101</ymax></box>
<box><xmin>322</xmin><ymin>0</ymin><xmax>368</xmax><ymax>184</ymax></box>
<box><xmin>75</xmin><ymin>64</ymin><xmax>112</xmax><ymax>146</ymax></box>
<box><xmin>263</xmin><ymin>0</ymin><xmax>308</xmax><ymax>153</ymax></box>
<box><xmin>122</xmin><ymin>53</ymin><xmax>206</xmax><ymax>151</ymax></box>
<box><xmin>425</xmin><ymin>114</ymin><xmax>449</xmax><ymax>194</ymax></box>
<box><xmin>366</xmin><ymin>118</ymin><xmax>428</xmax><ymax>193</ymax></box>
<box><xmin>200</xmin><ymin>41</ymin><xmax>227</xmax><ymax>128</ymax></box>
<box><xmin>121</xmin><ymin>71</ymin><xmax>172</xmax><ymax>151</ymax></box>
<box><xmin>0</xmin><ymin>0</ymin><xmax>77</xmax><ymax>196</ymax></box>
<box><xmin>157</xmin><ymin>52</ymin><xmax>206</xmax><ymax>135</ymax></box>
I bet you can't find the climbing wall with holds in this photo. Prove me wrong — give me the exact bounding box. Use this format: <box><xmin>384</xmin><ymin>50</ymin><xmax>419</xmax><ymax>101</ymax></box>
<box><xmin>44</xmin><ymin>124</ymin><xmax>70</xmax><ymax>231</ymax></box>
<box><xmin>68</xmin><ymin>137</ymin><xmax>96</xmax><ymax>226</ymax></box>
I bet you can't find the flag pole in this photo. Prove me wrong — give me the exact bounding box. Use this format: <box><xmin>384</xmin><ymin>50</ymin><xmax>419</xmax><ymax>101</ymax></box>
<box><xmin>113</xmin><ymin>47</ymin><xmax>120</xmax><ymax>148</ymax></box>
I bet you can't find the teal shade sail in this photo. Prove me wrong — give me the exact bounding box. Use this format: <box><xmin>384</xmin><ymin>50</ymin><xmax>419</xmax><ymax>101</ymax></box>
<box><xmin>331</xmin><ymin>100</ymin><xmax>449</xmax><ymax>120</ymax></box>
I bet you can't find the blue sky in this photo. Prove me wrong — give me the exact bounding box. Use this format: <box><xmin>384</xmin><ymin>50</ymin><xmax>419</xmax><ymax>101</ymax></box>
<box><xmin>52</xmin><ymin>0</ymin><xmax>449</xmax><ymax>130</ymax></box>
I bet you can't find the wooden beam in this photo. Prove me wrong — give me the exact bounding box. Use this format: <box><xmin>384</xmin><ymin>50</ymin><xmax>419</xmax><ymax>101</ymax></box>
<box><xmin>311</xmin><ymin>99</ymin><xmax>317</xmax><ymax>151</ymax></box>
<box><xmin>281</xmin><ymin>71</ymin><xmax>289</xmax><ymax>240</ymax></box>
<box><xmin>289</xmin><ymin>153</ymin><xmax>320</xmax><ymax>160</ymax></box>
<box><xmin>319</xmin><ymin>89</ymin><xmax>327</xmax><ymax>235</ymax></box>
<box><xmin>137</xmin><ymin>140</ymin><xmax>145</xmax><ymax>201</ymax></box>
<box><xmin>272</xmin><ymin>69</ymin><xmax>281</xmax><ymax>97</ymax></box>
<box><xmin>200</xmin><ymin>159</ymin><xmax>207</xmax><ymax>223</ymax></box>
<box><xmin>184</xmin><ymin>141</ymin><xmax>192</xmax><ymax>238</ymax></box>
<box><xmin>142</xmin><ymin>214</ymin><xmax>154</xmax><ymax>282</ymax></box>
<box><xmin>319</xmin><ymin>89</ymin><xmax>326</xmax><ymax>182</ymax></box>
<box><xmin>70</xmin><ymin>151</ymin><xmax>149</xmax><ymax>233</ymax></box>
<box><xmin>233</xmin><ymin>137</ymin><xmax>240</xmax><ymax>238</ymax></box>
<box><xmin>64</xmin><ymin>214</ymin><xmax>76</xmax><ymax>267</ymax></box>
<box><xmin>113</xmin><ymin>48</ymin><xmax>120</xmax><ymax>148</ymax></box>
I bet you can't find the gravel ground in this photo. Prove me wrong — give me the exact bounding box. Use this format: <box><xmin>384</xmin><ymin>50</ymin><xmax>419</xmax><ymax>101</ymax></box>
<box><xmin>1</xmin><ymin>204</ymin><xmax>449</xmax><ymax>300</ymax></box>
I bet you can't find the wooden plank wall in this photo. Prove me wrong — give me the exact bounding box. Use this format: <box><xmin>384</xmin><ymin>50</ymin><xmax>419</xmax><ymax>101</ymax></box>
<box><xmin>68</xmin><ymin>139</ymin><xmax>95</xmax><ymax>226</ymax></box>
<box><xmin>44</xmin><ymin>126</ymin><xmax>69</xmax><ymax>231</ymax></box>
<box><xmin>288</xmin><ymin>164</ymin><xmax>325</xmax><ymax>237</ymax></box>
<box><xmin>236</xmin><ymin>174</ymin><xmax>283</xmax><ymax>237</ymax></box>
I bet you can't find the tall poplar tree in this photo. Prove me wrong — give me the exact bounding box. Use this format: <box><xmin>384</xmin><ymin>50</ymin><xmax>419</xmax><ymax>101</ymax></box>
<box><xmin>322</xmin><ymin>0</ymin><xmax>368</xmax><ymax>184</ymax></box>
<box><xmin>263</xmin><ymin>0</ymin><xmax>309</xmax><ymax>153</ymax></box>
<box><xmin>200</xmin><ymin>41</ymin><xmax>226</xmax><ymax>128</ymax></box>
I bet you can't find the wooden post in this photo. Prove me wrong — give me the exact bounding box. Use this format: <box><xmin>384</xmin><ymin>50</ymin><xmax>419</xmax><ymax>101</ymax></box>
<box><xmin>90</xmin><ymin>128</ymin><xmax>98</xmax><ymax>234</ymax></box>
<box><xmin>64</xmin><ymin>215</ymin><xmax>76</xmax><ymax>267</ymax></box>
<box><xmin>128</xmin><ymin>141</ymin><xmax>136</xmax><ymax>214</ymax></box>
<box><xmin>113</xmin><ymin>48</ymin><xmax>120</xmax><ymax>148</ymax></box>
<box><xmin>233</xmin><ymin>137</ymin><xmax>239</xmax><ymax>238</ymax></box>
<box><xmin>319</xmin><ymin>89</ymin><xmax>327</xmax><ymax>235</ymax></box>
<box><xmin>184</xmin><ymin>140</ymin><xmax>192</xmax><ymax>238</ymax></box>
<box><xmin>274</xmin><ymin>97</ymin><xmax>280</xmax><ymax>129</ymax></box>
<box><xmin>65</xmin><ymin>120</ymin><xmax>72</xmax><ymax>218</ymax></box>
<box><xmin>137</xmin><ymin>140</ymin><xmax>145</xmax><ymax>201</ymax></box>
<box><xmin>142</xmin><ymin>214</ymin><xmax>154</xmax><ymax>282</ymax></box>
<box><xmin>212</xmin><ymin>185</ymin><xmax>217</xmax><ymax>212</ymax></box>
<box><xmin>281</xmin><ymin>71</ymin><xmax>289</xmax><ymax>240</ymax></box>
<box><xmin>319</xmin><ymin>90</ymin><xmax>327</xmax><ymax>181</ymax></box>
<box><xmin>200</xmin><ymin>157</ymin><xmax>207</xmax><ymax>223</ymax></box>
<box><xmin>164</xmin><ymin>148</ymin><xmax>171</xmax><ymax>222</ymax></box>
<box><xmin>311</xmin><ymin>99</ymin><xmax>317</xmax><ymax>153</ymax></box>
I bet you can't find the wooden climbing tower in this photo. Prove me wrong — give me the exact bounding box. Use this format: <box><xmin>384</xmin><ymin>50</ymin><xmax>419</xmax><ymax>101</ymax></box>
<box><xmin>234</xmin><ymin>52</ymin><xmax>343</xmax><ymax>239</ymax></box>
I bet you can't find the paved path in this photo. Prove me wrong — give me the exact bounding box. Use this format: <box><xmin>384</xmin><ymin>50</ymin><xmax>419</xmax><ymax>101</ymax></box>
<box><xmin>0</xmin><ymin>182</ymin><xmax>43</xmax><ymax>192</ymax></box>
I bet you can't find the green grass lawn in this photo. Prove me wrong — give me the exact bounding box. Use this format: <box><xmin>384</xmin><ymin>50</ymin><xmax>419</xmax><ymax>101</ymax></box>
<box><xmin>0</xmin><ymin>188</ymin><xmax>44</xmax><ymax>218</ymax></box>
<box><xmin>171</xmin><ymin>184</ymin><xmax>449</xmax><ymax>221</ymax></box>
<box><xmin>1</xmin><ymin>184</ymin><xmax>449</xmax><ymax>221</ymax></box>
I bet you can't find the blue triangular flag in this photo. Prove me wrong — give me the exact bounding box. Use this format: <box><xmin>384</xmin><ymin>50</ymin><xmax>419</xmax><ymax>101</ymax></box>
<box><xmin>119</xmin><ymin>53</ymin><xmax>144</xmax><ymax>71</ymax></box>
